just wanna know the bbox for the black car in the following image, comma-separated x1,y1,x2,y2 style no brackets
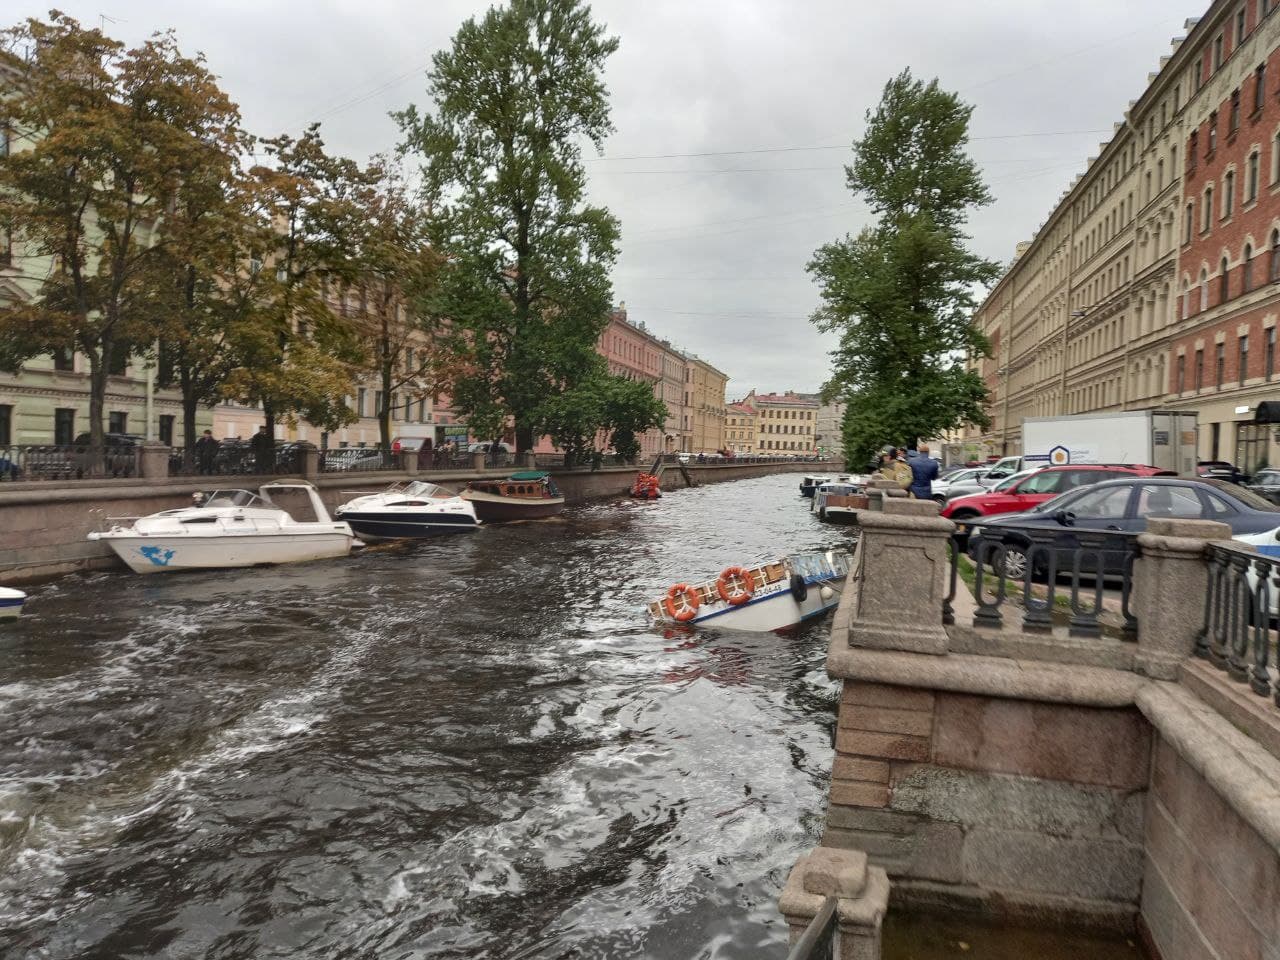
71,432,144,477
1246,468,1280,505
967,476,1280,579
1197,460,1243,483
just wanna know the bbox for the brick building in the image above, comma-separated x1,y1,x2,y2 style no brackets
967,0,1280,474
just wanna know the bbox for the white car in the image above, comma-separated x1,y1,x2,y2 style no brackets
931,467,995,503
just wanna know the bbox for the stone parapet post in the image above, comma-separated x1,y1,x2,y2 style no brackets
779,847,889,960
400,451,418,476
1133,517,1233,680
519,450,537,468
863,478,903,512
139,441,170,480
296,442,320,479
847,498,954,656
471,451,487,472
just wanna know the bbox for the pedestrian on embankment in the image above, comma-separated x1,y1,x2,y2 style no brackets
195,429,218,475
909,443,939,500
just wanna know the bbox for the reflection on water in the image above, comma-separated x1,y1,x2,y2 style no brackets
1,474,851,959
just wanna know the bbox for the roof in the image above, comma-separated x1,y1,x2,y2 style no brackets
752,392,818,407
727,402,755,415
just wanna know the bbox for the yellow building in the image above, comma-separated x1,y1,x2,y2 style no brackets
743,390,818,456
681,354,729,453
726,402,758,453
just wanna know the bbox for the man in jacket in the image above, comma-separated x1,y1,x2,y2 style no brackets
194,429,219,475
877,446,913,491
909,443,940,500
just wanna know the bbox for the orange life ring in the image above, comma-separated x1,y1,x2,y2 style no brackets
716,566,755,605
663,583,701,621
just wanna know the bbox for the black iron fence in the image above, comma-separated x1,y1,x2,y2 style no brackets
167,442,303,477
1196,542,1280,703
946,522,1140,640
0,443,141,481
784,897,837,960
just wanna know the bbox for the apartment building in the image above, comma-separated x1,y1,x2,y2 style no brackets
726,402,758,453
741,390,818,456
597,305,684,457
968,0,1280,473
681,355,729,454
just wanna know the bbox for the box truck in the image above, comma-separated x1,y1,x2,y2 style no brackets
1016,410,1198,475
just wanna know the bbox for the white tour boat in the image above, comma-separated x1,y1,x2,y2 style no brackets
335,480,480,540
0,587,26,619
647,550,852,632
88,482,356,574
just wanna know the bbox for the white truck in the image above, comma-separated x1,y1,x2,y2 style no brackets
1007,410,1198,476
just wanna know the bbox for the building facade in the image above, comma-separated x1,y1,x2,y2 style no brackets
596,305,685,457
815,398,846,461
681,355,729,453
742,390,818,456
726,402,757,453
967,0,1280,475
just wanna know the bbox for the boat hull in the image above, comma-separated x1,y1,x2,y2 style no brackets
338,512,479,540
681,579,842,631
90,531,355,574
460,492,565,522
0,588,25,620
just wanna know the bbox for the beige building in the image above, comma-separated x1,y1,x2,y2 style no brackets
681,354,728,453
742,390,818,456
726,402,758,453
968,1,1280,472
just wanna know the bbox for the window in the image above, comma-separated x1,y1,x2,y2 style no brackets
1018,471,1068,495
1241,335,1250,385
1065,485,1132,520
1201,268,1209,310
1184,203,1194,243
52,348,73,371
54,408,74,445
1257,63,1268,112
1209,112,1218,153
1224,171,1235,217
1195,349,1205,390
1138,484,1205,519
1216,342,1226,387
0,404,9,446
1248,151,1260,202
107,342,129,376
1221,257,1231,303
1203,187,1214,232
1245,244,1255,291
0,226,10,268
374,390,384,416
158,415,174,445
1274,133,1280,183
1269,327,1277,379
108,411,127,434
1214,34,1224,72
1272,230,1280,280
1177,354,1187,392
1190,130,1199,169
1240,6,1250,43
1230,89,1241,133
357,387,366,417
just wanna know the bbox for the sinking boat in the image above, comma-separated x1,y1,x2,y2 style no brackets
0,587,26,619
814,476,869,523
335,480,479,540
88,482,356,574
647,550,852,632
461,471,565,522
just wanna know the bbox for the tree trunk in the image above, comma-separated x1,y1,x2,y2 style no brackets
379,354,393,455
180,367,198,468
263,403,277,473
86,346,106,477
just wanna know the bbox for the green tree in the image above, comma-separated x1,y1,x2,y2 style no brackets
533,370,668,467
601,375,668,463
397,0,620,453
0,15,240,460
809,69,999,468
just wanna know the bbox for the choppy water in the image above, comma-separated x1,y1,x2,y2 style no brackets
1,474,851,959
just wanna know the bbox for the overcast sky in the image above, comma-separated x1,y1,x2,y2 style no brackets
10,0,1192,399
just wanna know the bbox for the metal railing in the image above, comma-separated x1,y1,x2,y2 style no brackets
785,897,836,960
1196,542,1280,703
320,448,397,473
167,443,302,477
0,443,140,481
946,522,1140,640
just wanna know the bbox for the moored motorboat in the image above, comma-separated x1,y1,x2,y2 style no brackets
0,587,26,619
88,482,356,574
799,475,833,499
461,471,565,522
814,476,869,523
647,550,851,632
335,480,479,540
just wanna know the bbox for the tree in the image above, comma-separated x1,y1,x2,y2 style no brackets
397,0,620,453
533,370,668,466
344,160,445,454
0,15,240,460
221,126,368,468
808,69,1000,468
601,375,668,463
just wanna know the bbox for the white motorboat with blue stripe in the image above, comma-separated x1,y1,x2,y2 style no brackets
88,482,357,574
335,481,479,540
648,550,851,632
0,587,26,619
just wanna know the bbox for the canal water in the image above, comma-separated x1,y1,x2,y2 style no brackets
1,474,849,959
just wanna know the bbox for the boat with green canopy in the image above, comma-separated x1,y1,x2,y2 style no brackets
460,471,565,522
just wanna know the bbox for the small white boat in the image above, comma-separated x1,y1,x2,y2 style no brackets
814,476,869,523
647,550,852,632
335,480,480,540
0,587,26,619
88,482,356,574
800,475,833,499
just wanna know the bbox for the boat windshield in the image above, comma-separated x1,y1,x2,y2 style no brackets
198,489,262,508
402,481,448,499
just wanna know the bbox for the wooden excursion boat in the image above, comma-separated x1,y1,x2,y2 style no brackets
460,471,565,522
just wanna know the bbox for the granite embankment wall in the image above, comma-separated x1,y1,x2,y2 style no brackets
781,498,1280,960
0,460,817,583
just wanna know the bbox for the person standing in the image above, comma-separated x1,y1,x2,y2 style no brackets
877,446,913,491
909,443,940,500
194,429,219,475
250,425,273,474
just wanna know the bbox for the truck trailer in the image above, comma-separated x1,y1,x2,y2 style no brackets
1019,410,1198,475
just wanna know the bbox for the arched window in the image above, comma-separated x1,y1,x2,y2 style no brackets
1221,257,1230,303
1244,244,1254,292
1200,269,1209,311
1181,280,1190,319
1271,230,1280,281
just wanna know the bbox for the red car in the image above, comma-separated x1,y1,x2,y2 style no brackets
941,464,1176,523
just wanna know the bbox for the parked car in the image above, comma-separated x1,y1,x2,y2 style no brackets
72,432,144,477
1197,460,1242,483
322,447,388,472
467,441,512,454
930,466,994,503
1246,468,1280,504
942,464,1175,531
969,476,1280,579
